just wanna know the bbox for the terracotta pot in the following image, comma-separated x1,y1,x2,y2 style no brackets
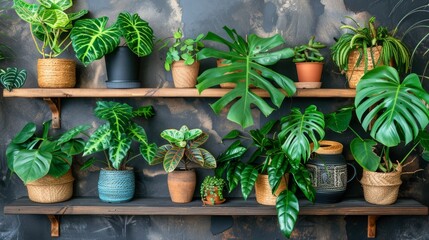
295,62,323,83
171,60,200,88
167,169,196,203
202,187,226,205
360,168,402,205
37,58,76,88
346,46,383,88
26,170,74,203
255,173,288,206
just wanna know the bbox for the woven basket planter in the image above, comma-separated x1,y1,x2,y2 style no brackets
346,46,383,88
167,169,196,203
360,169,402,205
26,170,74,203
37,58,76,88
255,173,288,206
171,60,200,88
98,168,135,203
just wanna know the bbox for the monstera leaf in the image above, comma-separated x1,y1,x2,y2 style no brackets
278,105,325,165
0,67,27,91
355,66,429,147
196,26,296,128
71,16,121,66
14,149,52,184
116,12,153,57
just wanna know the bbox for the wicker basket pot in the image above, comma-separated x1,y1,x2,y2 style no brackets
360,168,402,205
346,46,383,88
37,58,76,88
255,173,288,206
171,60,200,88
98,168,135,203
167,169,196,203
26,170,74,203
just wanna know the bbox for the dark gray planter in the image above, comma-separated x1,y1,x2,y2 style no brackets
105,46,140,88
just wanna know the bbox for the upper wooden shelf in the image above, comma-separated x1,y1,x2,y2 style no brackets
2,88,356,98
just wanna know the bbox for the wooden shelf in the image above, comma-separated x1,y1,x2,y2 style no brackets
4,197,427,238
3,88,356,98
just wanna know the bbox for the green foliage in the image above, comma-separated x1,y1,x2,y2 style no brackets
331,16,410,75
200,175,226,204
353,66,429,172
150,125,215,172
0,67,27,91
293,36,326,62
6,120,89,184
13,0,88,58
159,28,204,71
83,101,156,170
71,12,153,66
196,26,296,128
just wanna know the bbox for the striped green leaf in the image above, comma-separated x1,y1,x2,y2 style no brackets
163,146,184,172
39,0,72,10
140,143,157,164
116,12,153,57
109,134,132,170
0,67,27,91
95,101,133,135
201,148,216,168
71,17,121,66
83,123,111,156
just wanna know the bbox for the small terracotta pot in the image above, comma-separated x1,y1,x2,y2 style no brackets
255,173,288,206
202,187,226,205
167,169,196,203
171,60,200,88
26,170,74,203
37,58,76,88
295,62,323,83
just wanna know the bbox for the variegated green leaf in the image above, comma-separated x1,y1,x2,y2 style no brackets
39,0,72,11
185,148,204,166
128,122,148,144
38,8,69,28
13,0,39,24
140,142,157,163
183,128,203,140
200,148,216,168
83,123,111,156
163,147,184,172
116,12,153,57
71,16,121,66
160,129,184,143
109,134,132,170
132,105,155,119
189,132,208,148
151,144,172,165
95,101,133,134
67,10,88,22
0,67,27,91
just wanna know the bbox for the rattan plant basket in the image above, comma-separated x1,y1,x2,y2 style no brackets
255,173,288,206
37,58,76,88
26,170,74,203
346,46,383,88
360,168,402,205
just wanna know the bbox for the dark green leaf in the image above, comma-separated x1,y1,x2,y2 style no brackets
350,138,380,171
240,164,258,200
222,130,241,140
12,122,36,144
14,149,52,184
276,190,299,238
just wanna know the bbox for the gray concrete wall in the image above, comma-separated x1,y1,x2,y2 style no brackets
1,0,429,239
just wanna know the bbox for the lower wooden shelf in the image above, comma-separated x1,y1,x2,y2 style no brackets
4,197,427,238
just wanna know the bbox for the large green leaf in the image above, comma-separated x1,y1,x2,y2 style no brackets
83,123,111,156
185,148,204,166
150,144,172,165
140,142,157,163
57,124,90,145
108,134,132,170
226,162,244,192
291,166,315,202
267,154,288,194
350,138,380,171
276,190,299,238
356,66,429,147
216,140,247,163
0,67,27,91
116,12,153,57
12,122,36,144
14,149,52,184
279,105,325,164
240,164,258,200
163,146,185,172
61,139,85,156
48,151,71,177
71,16,121,66
128,122,148,144
13,0,39,25
325,106,353,133
196,26,296,128
95,101,133,135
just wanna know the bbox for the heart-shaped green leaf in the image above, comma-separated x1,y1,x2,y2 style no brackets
0,67,27,91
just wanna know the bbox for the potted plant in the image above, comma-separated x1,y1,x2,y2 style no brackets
200,175,226,205
196,26,296,128
159,28,204,88
6,120,89,203
70,12,154,88
219,105,326,238
81,101,157,203
293,36,326,88
348,66,429,205
0,67,27,91
13,0,88,88
147,125,216,203
331,16,410,88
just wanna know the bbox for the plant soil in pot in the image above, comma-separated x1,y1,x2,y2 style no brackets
171,60,200,88
167,169,196,203
255,173,288,206
360,166,402,205
26,170,74,203
37,58,76,88
98,168,135,203
105,47,141,88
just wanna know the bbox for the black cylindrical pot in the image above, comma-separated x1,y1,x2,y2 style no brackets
105,46,140,88
306,140,354,203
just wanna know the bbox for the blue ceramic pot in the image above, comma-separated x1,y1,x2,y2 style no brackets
98,168,135,203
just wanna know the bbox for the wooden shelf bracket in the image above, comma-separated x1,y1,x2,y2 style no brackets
48,215,60,237
43,98,61,129
367,215,379,238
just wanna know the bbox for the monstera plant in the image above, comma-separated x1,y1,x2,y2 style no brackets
71,12,153,66
219,105,325,238
196,26,296,128
0,67,27,91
